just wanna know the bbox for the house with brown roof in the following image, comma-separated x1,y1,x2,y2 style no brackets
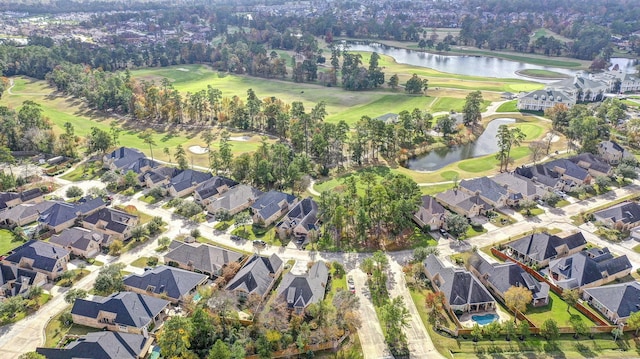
435,189,489,218
49,227,105,258
206,184,263,216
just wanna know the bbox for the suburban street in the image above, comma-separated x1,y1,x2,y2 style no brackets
0,168,640,358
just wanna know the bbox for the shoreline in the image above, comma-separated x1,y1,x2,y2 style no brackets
513,69,570,81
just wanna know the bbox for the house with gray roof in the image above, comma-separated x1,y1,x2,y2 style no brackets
593,201,640,231
167,169,213,197
423,254,496,313
583,281,640,324
277,261,329,313
226,253,283,300
548,248,632,290
435,189,489,218
459,177,512,208
193,176,238,206
0,188,43,212
276,197,320,240
251,190,298,226
0,200,56,228
71,292,170,334
552,75,607,102
413,195,447,230
206,184,263,216
468,254,549,307
120,157,159,177
517,88,575,111
141,166,180,188
543,159,591,188
50,227,106,258
569,153,612,177
491,172,548,202
515,164,566,191
82,207,139,241
598,140,633,165
505,232,587,268
3,240,70,280
373,113,399,124
38,197,107,233
103,147,146,172
0,263,47,299
36,331,153,359
164,240,245,278
123,265,208,304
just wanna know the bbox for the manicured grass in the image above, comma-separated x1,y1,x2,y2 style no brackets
230,224,278,245
429,97,490,113
130,256,154,268
553,199,570,208
518,69,570,79
59,163,105,182
420,182,454,196
139,195,162,204
634,244,640,253
465,225,487,238
496,100,518,112
513,123,544,140
326,264,347,303
314,166,393,196
520,207,545,216
44,308,101,348
526,291,595,328
0,229,23,255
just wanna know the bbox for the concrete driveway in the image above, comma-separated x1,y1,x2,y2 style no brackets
350,268,390,359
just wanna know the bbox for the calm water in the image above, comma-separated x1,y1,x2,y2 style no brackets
406,118,515,171
346,42,637,82
471,313,498,325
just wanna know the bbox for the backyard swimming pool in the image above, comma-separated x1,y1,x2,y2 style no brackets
471,313,498,325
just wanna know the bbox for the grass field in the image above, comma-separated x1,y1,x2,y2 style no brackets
496,100,518,112
45,308,100,348
526,291,595,328
0,229,23,255
513,122,544,140
517,69,570,79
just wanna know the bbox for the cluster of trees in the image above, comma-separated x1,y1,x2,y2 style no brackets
0,102,56,154
157,276,360,358
545,101,614,154
318,173,421,249
339,50,385,91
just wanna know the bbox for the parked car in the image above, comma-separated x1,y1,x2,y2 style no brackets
253,239,266,247
347,275,355,293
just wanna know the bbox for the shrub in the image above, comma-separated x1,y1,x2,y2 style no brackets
65,186,83,198
190,228,201,238
176,201,204,218
148,187,165,199
147,256,158,266
332,262,345,278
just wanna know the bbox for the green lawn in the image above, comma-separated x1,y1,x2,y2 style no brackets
520,207,545,216
0,229,23,255
526,291,595,327
420,182,454,196
139,195,162,204
59,163,105,182
130,256,155,268
465,225,487,238
230,224,279,245
496,100,518,112
513,123,544,140
44,308,101,348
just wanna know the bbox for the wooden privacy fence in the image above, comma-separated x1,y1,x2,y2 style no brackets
244,331,350,359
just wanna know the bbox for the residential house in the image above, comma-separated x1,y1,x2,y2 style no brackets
468,254,549,307
277,261,329,313
491,172,548,202
206,184,263,216
593,201,640,231
0,188,43,212
167,169,213,197
459,177,514,207
598,140,633,165
82,208,139,241
71,292,170,334
36,331,153,359
226,253,283,300
38,197,106,233
276,197,319,240
120,157,159,178
423,254,496,313
123,265,208,304
435,189,490,218
543,159,591,188
548,248,632,290
2,240,70,280
141,166,180,189
582,281,640,324
517,88,575,111
103,147,146,172
373,113,399,124
569,153,612,177
163,241,244,278
193,176,238,206
49,227,106,258
0,201,55,228
515,164,566,191
251,190,298,227
505,232,587,268
413,195,447,230
0,263,47,299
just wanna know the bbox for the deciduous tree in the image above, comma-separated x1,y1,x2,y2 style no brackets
504,286,532,314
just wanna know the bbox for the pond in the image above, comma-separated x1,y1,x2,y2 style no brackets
346,42,637,82
406,118,515,171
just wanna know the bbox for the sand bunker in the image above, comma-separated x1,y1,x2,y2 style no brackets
176,68,190,72
229,136,251,142
188,145,209,154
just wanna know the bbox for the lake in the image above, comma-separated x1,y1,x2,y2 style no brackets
406,118,515,171
346,42,637,82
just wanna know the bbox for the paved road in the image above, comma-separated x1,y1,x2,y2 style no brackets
350,268,390,359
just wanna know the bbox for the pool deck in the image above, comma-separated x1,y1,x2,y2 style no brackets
458,305,511,327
